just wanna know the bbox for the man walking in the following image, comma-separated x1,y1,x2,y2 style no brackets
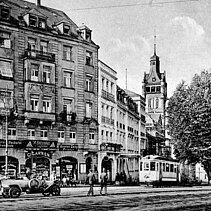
86,169,96,196
100,168,108,195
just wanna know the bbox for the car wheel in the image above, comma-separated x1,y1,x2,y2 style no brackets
9,186,21,198
2,192,10,198
51,185,61,196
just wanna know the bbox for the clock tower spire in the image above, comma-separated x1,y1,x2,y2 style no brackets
142,34,167,133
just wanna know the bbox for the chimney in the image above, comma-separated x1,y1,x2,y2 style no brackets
37,0,41,7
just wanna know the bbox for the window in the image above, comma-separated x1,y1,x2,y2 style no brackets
28,38,36,50
86,102,92,118
85,75,92,91
43,66,51,83
146,87,150,92
140,162,142,171
148,99,151,109
89,133,95,144
170,164,174,172
63,71,72,88
0,32,11,48
150,162,156,171
58,131,65,143
8,128,16,138
27,129,35,139
0,90,12,108
63,25,70,35
166,163,169,172
63,46,72,61
144,162,149,171
70,132,76,143
163,163,166,172
155,97,159,109
43,97,51,113
63,99,73,114
0,60,12,77
38,18,46,29
31,64,39,81
85,51,93,65
29,15,37,27
1,7,10,20
40,41,48,53
40,130,48,140
151,86,155,92
156,86,161,92
30,95,39,111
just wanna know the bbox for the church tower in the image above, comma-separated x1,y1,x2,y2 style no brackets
142,35,167,133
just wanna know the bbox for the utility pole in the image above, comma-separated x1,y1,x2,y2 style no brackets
5,85,8,178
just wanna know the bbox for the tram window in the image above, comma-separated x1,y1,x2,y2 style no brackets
144,162,149,171
166,163,169,172
163,163,165,172
170,164,174,172
140,162,143,171
174,165,177,173
150,162,156,171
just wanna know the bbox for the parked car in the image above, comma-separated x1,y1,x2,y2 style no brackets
1,177,60,198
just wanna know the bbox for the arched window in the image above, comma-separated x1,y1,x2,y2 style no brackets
156,97,159,109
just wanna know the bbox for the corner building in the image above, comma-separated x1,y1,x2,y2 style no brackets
0,0,99,181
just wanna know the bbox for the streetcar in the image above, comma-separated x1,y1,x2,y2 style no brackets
139,155,181,187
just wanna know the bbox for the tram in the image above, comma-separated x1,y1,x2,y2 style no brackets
139,155,180,187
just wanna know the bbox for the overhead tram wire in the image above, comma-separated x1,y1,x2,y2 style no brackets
69,0,200,11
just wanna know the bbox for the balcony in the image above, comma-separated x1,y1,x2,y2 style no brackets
24,49,55,63
102,90,115,102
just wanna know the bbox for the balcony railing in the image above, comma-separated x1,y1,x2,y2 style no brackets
24,49,55,62
102,90,115,102
101,116,114,125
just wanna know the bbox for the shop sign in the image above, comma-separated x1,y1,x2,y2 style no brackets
25,150,52,159
26,140,57,150
0,140,25,148
59,144,78,151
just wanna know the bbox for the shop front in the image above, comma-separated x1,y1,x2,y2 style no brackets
53,156,78,181
24,140,57,179
0,156,19,178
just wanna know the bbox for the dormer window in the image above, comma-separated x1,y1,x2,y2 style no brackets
1,7,10,20
28,14,46,29
29,15,37,27
63,25,70,35
86,31,91,41
38,18,46,29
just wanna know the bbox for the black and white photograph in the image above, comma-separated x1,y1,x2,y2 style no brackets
0,0,210,210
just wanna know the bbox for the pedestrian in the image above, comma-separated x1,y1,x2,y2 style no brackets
100,168,108,195
86,169,96,196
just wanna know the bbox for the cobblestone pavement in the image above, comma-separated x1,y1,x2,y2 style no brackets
1,185,211,210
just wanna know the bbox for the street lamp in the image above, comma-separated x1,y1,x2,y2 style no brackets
3,85,10,178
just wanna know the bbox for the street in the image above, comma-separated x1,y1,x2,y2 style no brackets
1,185,211,210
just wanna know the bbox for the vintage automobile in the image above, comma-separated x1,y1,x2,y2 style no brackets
1,177,61,198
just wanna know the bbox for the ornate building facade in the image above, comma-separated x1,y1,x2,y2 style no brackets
142,38,167,156
0,0,99,181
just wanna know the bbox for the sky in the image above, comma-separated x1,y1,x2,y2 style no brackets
28,0,211,97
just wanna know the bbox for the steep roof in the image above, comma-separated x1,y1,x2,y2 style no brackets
3,0,78,30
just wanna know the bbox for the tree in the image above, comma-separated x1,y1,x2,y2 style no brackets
167,71,211,184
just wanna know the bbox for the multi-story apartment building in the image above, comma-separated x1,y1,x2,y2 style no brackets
0,0,99,181
124,89,146,157
117,86,140,181
98,60,118,182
